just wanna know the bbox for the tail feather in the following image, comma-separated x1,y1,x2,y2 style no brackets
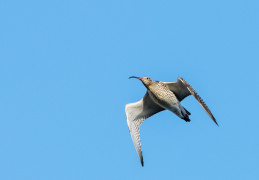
177,105,191,122
183,107,191,115
180,106,191,122
183,116,191,122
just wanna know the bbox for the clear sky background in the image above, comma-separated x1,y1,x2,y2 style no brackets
0,1,258,180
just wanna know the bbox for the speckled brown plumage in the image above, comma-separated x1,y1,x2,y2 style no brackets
126,76,218,166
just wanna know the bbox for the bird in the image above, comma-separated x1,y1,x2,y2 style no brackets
125,76,218,166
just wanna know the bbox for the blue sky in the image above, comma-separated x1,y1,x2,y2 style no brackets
0,1,258,179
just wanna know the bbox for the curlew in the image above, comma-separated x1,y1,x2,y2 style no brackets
125,76,218,166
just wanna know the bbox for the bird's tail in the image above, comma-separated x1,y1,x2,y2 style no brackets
180,106,191,122
183,107,191,116
183,115,191,122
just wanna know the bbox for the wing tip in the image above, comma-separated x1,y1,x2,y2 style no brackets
214,119,219,126
211,115,219,126
210,114,219,126
141,157,144,167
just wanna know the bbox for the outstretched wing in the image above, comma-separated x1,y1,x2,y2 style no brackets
165,77,218,125
125,92,164,166
164,78,191,101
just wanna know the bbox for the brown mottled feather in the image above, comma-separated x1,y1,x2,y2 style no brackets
177,77,218,126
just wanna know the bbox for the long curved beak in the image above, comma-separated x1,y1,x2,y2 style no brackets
129,76,142,80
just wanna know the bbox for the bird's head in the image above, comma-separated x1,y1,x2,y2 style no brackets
129,76,153,87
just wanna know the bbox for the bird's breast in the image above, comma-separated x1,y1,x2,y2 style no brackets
147,84,178,108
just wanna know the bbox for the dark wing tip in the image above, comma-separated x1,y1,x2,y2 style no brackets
141,157,144,167
209,112,219,126
210,115,219,126
214,119,219,126
139,151,144,166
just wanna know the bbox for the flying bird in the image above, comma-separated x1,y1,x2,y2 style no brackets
125,76,218,166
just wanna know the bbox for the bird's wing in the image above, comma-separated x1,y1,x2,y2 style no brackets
125,92,164,166
165,77,218,125
164,78,191,101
